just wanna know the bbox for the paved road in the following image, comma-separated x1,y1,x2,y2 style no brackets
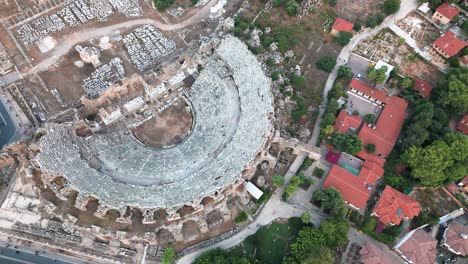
0,241,89,264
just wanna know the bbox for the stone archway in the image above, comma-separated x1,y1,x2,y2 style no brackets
200,196,215,206
182,220,200,242
177,205,195,217
154,209,168,224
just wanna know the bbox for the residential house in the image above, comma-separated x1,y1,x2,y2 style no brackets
393,228,438,264
372,186,421,226
333,110,363,134
331,18,354,36
432,2,460,25
442,222,468,256
412,79,432,98
432,31,468,59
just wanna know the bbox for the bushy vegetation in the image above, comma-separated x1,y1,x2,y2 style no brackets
154,0,173,10
234,211,248,223
316,56,337,73
162,247,176,264
365,13,384,28
335,32,353,46
313,168,325,178
256,188,272,205
319,82,346,140
286,0,300,16
193,248,249,264
367,65,388,84
361,217,400,245
329,133,363,155
273,175,285,188
365,143,376,153
383,0,400,14
312,187,346,217
337,65,353,79
299,158,314,171
291,94,307,121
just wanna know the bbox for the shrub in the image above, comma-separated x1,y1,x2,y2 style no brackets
366,144,376,153
154,0,173,10
191,0,198,5
266,57,275,67
366,13,384,28
162,247,176,264
313,168,324,178
383,0,400,14
337,65,353,79
291,94,307,121
272,0,285,7
286,0,300,16
316,56,336,73
352,110,359,116
234,211,248,223
336,32,353,46
300,158,314,171
353,23,361,31
291,75,306,88
364,114,376,123
273,175,285,188
271,71,279,81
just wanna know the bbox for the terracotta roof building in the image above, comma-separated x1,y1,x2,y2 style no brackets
322,162,383,210
372,186,421,226
331,18,354,36
394,229,438,264
432,3,460,24
333,110,363,134
413,79,432,98
360,242,396,264
457,114,468,135
348,79,408,157
433,31,468,58
442,222,468,256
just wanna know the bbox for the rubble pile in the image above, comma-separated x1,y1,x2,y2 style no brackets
82,57,125,99
16,0,142,46
123,25,176,71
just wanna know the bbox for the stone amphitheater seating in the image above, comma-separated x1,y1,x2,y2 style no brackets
35,36,273,209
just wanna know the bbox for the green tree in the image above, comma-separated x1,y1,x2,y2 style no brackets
366,143,376,153
290,227,326,260
312,187,345,216
329,133,363,155
364,114,376,123
272,0,285,7
383,0,400,14
286,0,300,16
437,68,468,115
316,56,336,73
366,13,384,28
367,65,388,84
193,248,249,264
273,175,285,188
401,77,413,89
301,212,312,224
162,247,176,264
405,140,454,186
337,65,353,79
319,218,349,248
302,246,334,264
154,0,173,10
322,125,334,136
336,32,353,46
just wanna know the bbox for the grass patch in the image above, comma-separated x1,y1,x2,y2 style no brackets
229,218,304,264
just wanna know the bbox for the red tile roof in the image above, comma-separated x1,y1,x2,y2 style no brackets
396,229,438,264
356,150,386,168
333,110,363,133
457,114,468,135
460,55,468,66
363,160,385,177
444,222,468,256
373,186,421,226
358,96,408,157
435,2,460,20
332,18,354,32
413,79,432,98
360,242,395,264
323,162,382,209
434,31,468,57
349,78,389,103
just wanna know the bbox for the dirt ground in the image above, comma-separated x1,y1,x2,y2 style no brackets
133,99,192,148
411,188,461,217
398,56,442,85
241,0,340,129
333,0,384,25
395,12,440,49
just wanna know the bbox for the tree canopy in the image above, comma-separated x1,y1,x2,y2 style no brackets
273,175,285,188
337,65,353,79
367,65,388,84
436,68,468,116
383,0,401,14
329,133,363,155
193,249,250,264
286,0,300,16
316,56,336,73
312,187,346,216
162,247,176,264
336,32,353,46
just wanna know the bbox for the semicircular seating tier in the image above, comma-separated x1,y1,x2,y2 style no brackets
35,36,274,209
